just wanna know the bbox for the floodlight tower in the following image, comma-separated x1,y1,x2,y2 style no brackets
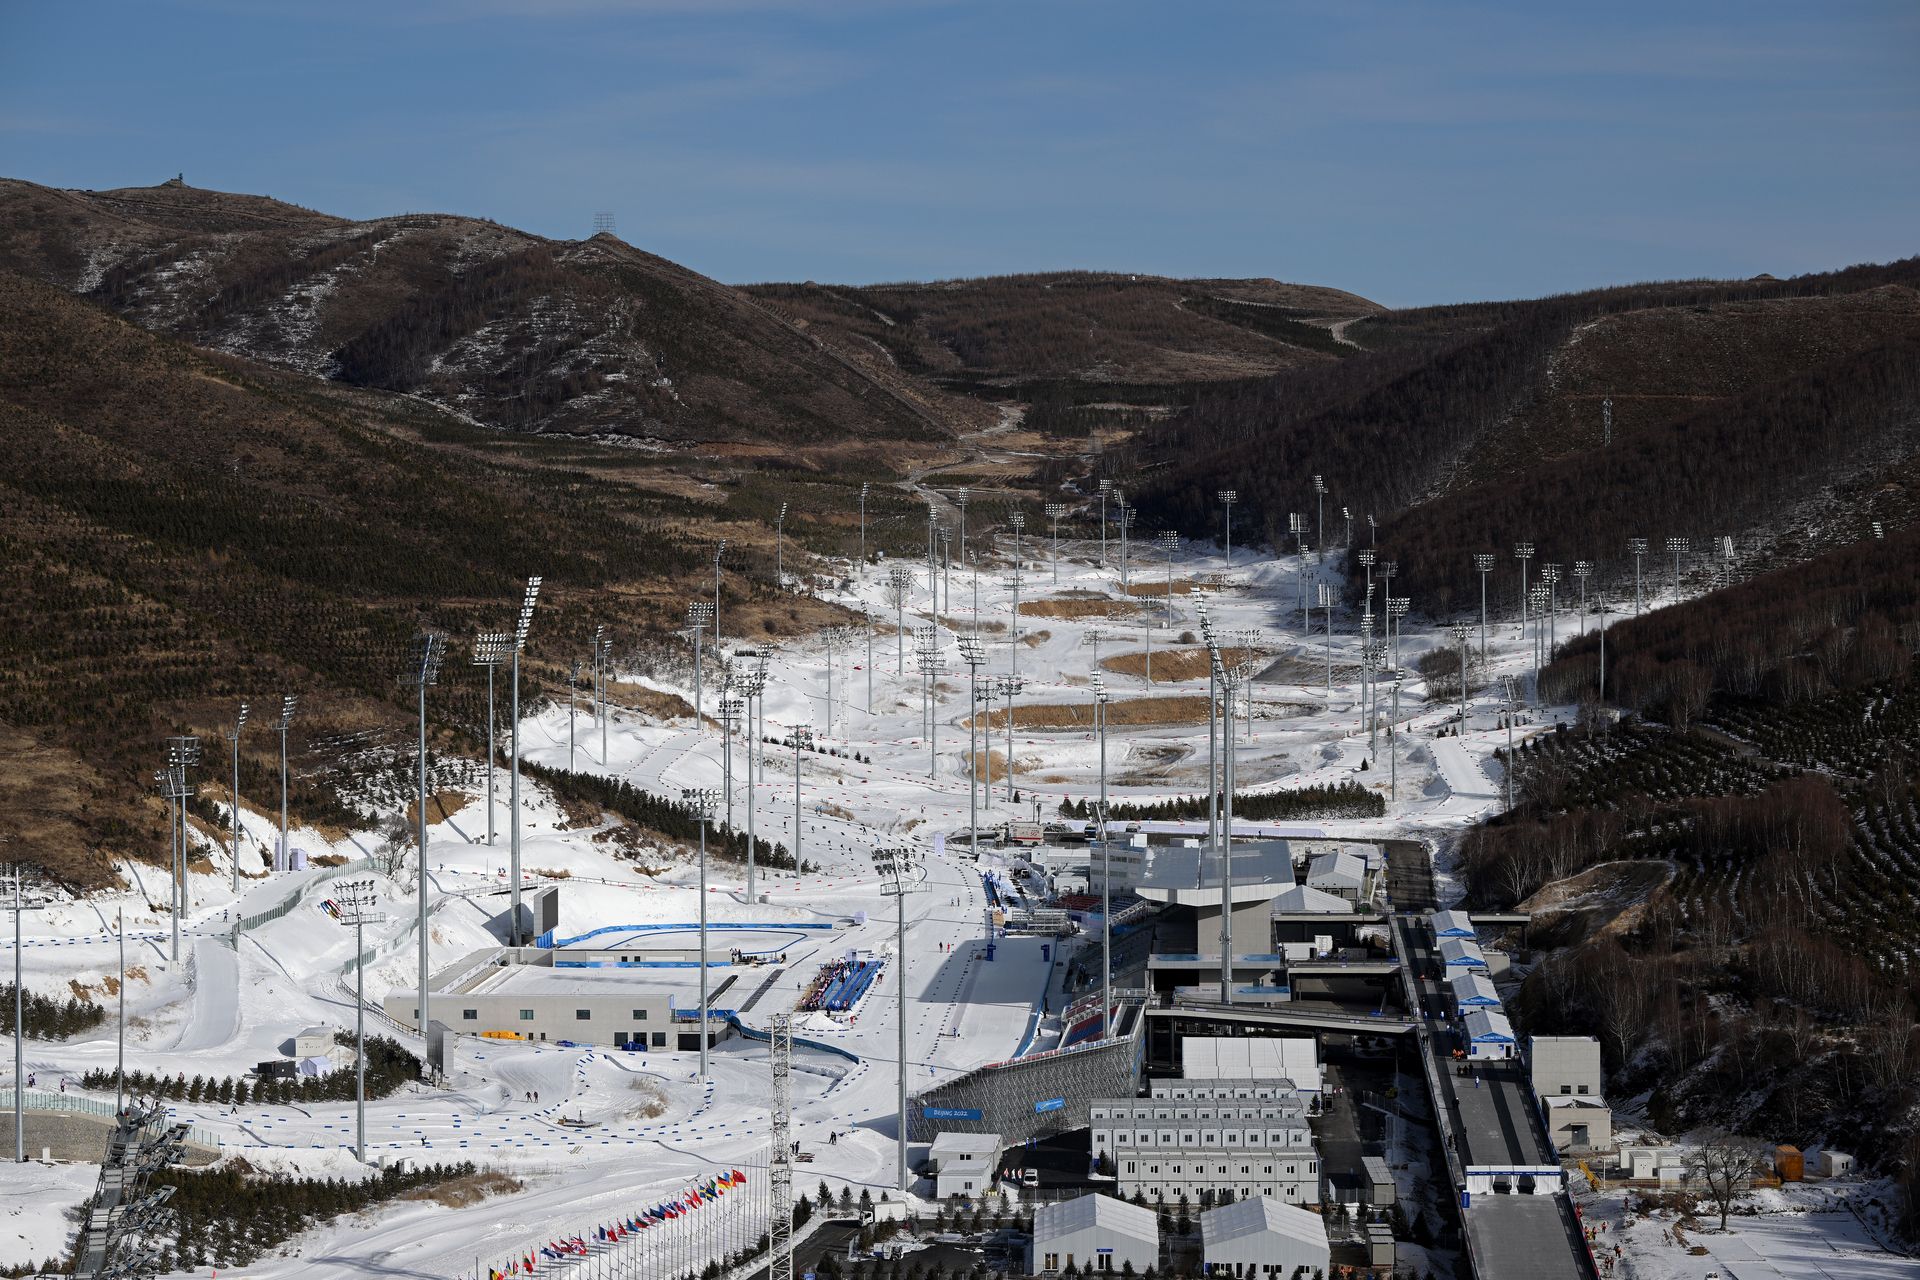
1367,513,1377,547
1449,622,1473,722
599,630,614,764
1528,584,1550,685
1342,506,1352,552
1388,596,1410,675
954,486,969,565
1573,561,1592,635
1091,675,1113,1035
712,541,727,650
1357,547,1376,595
1666,536,1689,600
402,631,445,1061
741,667,768,901
1045,503,1068,583
720,695,743,831
768,1010,796,1280
164,736,200,963
1096,478,1113,566
926,502,939,597
790,725,814,866
332,878,386,1160
592,622,607,743
507,577,542,944
993,675,1024,803
6,859,39,1163
1505,545,1536,637
1312,474,1327,562
957,636,987,855
1359,612,1377,752
1718,535,1736,591
1118,499,1134,589
686,601,714,728
775,503,789,587
916,638,941,781
274,696,296,875
1500,675,1522,810
913,624,938,740
1473,553,1497,659
472,633,510,844
1317,582,1336,693
1010,511,1027,577
1595,596,1613,700
886,565,914,674
1540,563,1562,660
1135,614,1160,686
1218,490,1237,566
1156,530,1180,624
1081,626,1110,681
1231,627,1262,740
871,845,920,1193
681,787,720,1080
858,482,871,581
1628,538,1649,616
225,702,249,892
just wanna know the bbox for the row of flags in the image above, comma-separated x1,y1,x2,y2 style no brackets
485,1169,749,1278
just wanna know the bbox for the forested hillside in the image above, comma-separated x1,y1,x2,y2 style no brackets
1122,260,1920,610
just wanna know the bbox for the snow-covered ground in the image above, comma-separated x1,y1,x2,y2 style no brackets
1,537,1784,1278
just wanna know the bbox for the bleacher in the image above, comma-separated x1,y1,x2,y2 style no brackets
798,956,887,1013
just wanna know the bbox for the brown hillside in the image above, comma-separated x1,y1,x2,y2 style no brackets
0,176,974,445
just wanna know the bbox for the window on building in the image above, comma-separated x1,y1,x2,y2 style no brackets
576,1009,592,1020
519,1009,534,1021
1562,1084,1573,1094
462,1009,477,1021
651,1031,666,1047
1578,1084,1591,1094
633,1009,649,1021
1044,1255,1058,1271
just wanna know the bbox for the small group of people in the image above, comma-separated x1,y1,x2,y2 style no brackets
523,1090,540,1102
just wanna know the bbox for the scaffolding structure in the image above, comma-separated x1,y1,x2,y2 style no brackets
769,1012,795,1280
72,1103,189,1279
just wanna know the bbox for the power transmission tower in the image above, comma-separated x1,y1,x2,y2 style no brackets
769,1013,795,1280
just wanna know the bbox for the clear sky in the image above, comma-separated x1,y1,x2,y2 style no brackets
2,1,1914,307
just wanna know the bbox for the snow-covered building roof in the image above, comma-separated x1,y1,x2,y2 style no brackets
1031,1192,1160,1246
1180,1036,1321,1094
1429,908,1476,938
1463,1008,1516,1044
1270,884,1354,914
1449,972,1501,1006
1201,1193,1329,1251
1305,850,1366,891
1438,937,1488,969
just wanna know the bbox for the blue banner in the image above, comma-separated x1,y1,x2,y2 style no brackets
1034,1097,1066,1114
923,1107,984,1121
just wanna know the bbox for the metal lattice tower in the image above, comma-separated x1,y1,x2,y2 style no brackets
768,1013,794,1280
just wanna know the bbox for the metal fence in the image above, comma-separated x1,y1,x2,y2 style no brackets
229,859,370,941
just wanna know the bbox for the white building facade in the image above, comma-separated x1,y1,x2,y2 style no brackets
1028,1193,1160,1275
1090,1094,1319,1205
1200,1194,1331,1280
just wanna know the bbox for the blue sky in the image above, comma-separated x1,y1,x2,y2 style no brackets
2,1,1914,306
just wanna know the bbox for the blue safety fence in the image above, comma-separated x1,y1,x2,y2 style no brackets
722,1016,862,1064
536,922,836,949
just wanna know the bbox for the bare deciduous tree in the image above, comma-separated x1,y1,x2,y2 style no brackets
1688,1129,1766,1232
